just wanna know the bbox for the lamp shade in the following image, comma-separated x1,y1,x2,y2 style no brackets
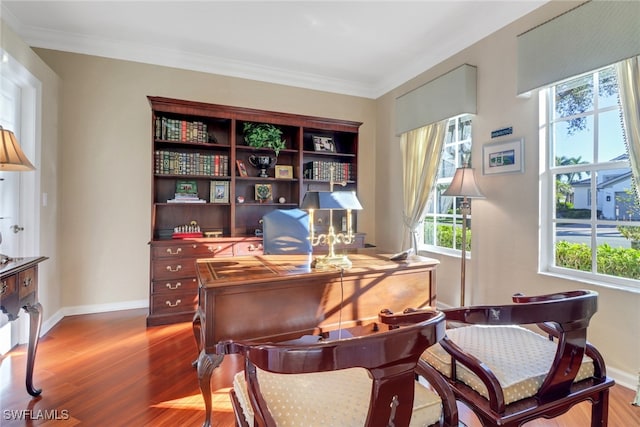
443,166,485,198
301,191,363,210
0,126,35,171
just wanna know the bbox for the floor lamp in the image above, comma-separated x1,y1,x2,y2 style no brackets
443,165,484,306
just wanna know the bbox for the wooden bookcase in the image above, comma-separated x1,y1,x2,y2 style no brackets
147,96,362,325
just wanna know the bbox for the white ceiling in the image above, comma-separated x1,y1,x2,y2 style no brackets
1,1,547,98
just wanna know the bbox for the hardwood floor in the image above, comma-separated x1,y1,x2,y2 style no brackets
1,309,638,426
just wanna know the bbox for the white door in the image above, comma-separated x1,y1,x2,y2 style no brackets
0,51,40,353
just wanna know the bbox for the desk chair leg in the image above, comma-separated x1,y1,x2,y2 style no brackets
592,389,609,427
197,350,224,427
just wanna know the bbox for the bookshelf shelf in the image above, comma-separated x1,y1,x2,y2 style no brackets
147,96,362,325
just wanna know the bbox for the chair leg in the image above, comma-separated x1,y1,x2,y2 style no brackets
591,389,609,427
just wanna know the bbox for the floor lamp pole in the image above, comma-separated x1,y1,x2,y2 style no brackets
460,197,470,306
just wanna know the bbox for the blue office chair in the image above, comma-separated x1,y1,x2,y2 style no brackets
262,208,312,254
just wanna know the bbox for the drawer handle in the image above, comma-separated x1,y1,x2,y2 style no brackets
166,248,182,255
248,244,263,251
208,245,222,253
165,282,182,290
165,299,182,307
0,281,7,296
166,265,182,272
23,277,32,287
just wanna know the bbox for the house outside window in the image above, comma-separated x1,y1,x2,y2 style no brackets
420,114,473,253
540,65,640,289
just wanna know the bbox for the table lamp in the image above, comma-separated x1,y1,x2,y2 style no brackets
301,190,362,269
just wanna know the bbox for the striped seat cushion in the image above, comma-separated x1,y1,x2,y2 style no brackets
233,366,442,426
421,325,594,405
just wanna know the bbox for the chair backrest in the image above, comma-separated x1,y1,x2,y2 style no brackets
236,309,446,427
261,208,311,254
441,290,603,406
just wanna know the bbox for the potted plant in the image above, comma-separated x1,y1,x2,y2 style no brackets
243,123,286,157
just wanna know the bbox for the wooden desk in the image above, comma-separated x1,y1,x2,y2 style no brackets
0,256,48,397
193,249,438,426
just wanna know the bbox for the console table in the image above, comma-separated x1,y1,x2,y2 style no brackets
193,249,438,426
0,256,48,397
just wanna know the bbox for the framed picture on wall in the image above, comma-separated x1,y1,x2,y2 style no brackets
482,138,524,175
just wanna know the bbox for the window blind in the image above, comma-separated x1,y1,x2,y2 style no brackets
517,1,640,94
395,64,476,136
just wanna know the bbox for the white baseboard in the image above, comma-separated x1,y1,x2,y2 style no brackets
39,299,149,337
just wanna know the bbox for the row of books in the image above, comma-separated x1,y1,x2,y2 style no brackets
303,161,355,181
155,116,210,143
154,150,229,176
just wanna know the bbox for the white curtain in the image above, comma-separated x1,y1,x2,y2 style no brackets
616,56,640,201
400,121,447,251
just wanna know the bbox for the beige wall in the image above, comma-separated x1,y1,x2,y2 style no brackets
32,49,377,309
1,20,61,329
4,0,636,387
376,0,639,386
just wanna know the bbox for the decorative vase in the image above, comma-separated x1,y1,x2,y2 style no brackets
248,154,275,178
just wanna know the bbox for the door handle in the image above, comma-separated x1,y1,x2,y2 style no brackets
11,224,24,234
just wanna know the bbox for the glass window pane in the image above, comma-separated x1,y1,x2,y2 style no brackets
555,223,592,272
445,120,455,143
553,117,594,164
597,109,626,162
458,115,472,140
554,74,594,119
439,145,456,179
597,66,618,109
554,172,593,218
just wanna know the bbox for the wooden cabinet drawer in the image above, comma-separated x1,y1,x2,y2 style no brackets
151,291,198,315
152,277,198,294
234,241,264,256
152,258,197,280
152,241,234,259
18,267,37,299
0,275,17,301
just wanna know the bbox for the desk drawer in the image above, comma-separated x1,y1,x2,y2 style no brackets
18,267,37,299
234,241,264,256
151,291,197,315
152,277,198,294
0,275,17,301
152,242,234,259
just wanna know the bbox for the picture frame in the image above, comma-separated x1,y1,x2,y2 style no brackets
274,165,293,179
482,138,524,175
236,159,248,177
176,180,198,195
255,183,273,202
210,181,229,203
313,135,336,153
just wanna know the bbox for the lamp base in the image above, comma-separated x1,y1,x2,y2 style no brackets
312,254,352,270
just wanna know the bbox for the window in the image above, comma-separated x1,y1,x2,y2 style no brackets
540,65,640,289
420,114,473,253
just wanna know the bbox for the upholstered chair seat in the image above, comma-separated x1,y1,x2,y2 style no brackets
228,308,459,427
233,366,443,426
418,291,614,427
421,325,595,405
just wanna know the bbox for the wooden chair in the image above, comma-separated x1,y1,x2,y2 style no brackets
420,290,615,427
229,308,458,427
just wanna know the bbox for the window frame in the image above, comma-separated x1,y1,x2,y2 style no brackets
539,66,640,292
419,114,473,256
